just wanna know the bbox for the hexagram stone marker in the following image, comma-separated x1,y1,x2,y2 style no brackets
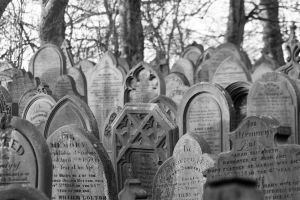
47,124,118,200
177,82,235,154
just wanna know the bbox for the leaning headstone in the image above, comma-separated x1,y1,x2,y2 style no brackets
112,103,178,196
53,75,78,100
252,54,278,82
150,95,177,123
44,95,99,139
181,42,204,68
0,185,50,200
165,72,190,106
47,124,118,200
67,67,87,100
177,82,235,154
171,58,194,85
124,62,165,103
87,51,125,140
247,72,300,144
152,133,215,200
0,115,52,198
29,43,66,91
205,116,300,200
211,56,252,88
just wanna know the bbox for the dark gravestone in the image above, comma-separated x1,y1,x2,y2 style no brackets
22,93,56,136
164,72,190,106
181,43,204,68
88,51,125,141
177,82,235,154
252,54,278,82
152,133,215,200
206,116,300,200
247,72,300,144
124,62,165,103
0,115,52,198
67,67,87,100
112,103,178,196
150,95,177,123
29,44,66,91
0,185,50,200
44,95,99,139
53,75,78,100
47,124,118,200
171,58,194,86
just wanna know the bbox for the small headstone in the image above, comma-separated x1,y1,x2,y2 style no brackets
152,133,215,200
177,82,235,154
53,75,78,100
124,62,165,103
112,103,178,196
0,115,52,197
171,58,194,85
181,42,204,68
211,56,252,88
67,67,87,99
252,54,278,82
247,72,300,144
0,185,50,200
150,95,177,123
47,124,118,200
44,95,99,139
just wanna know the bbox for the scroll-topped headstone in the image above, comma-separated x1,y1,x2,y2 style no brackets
171,58,194,85
47,124,118,200
206,116,300,200
0,115,52,198
29,44,66,91
181,43,204,68
247,72,300,144
211,56,252,88
152,133,215,200
112,103,178,196
150,95,177,123
177,82,235,154
44,95,99,139
124,62,165,103
87,51,125,140
0,185,50,200
53,75,78,100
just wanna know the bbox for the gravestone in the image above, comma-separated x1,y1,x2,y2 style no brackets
171,58,194,85
124,62,165,104
61,39,74,69
44,95,99,139
150,95,177,123
22,93,56,136
67,67,87,99
0,68,19,91
118,57,130,74
150,51,169,78
177,82,235,154
205,116,300,200
0,85,13,114
211,56,252,88
29,43,66,91
0,185,50,200
165,72,190,106
47,124,118,200
0,115,52,198
87,51,125,140
74,59,95,79
53,75,78,100
119,179,148,200
181,42,204,68
152,133,215,200
252,54,278,82
195,47,215,69
112,103,178,196
247,72,300,144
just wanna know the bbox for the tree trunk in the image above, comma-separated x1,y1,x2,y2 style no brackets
119,0,144,68
260,0,284,66
0,0,11,19
39,0,69,46
226,0,246,48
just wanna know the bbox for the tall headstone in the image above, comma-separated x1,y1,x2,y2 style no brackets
112,103,178,196
0,115,52,198
247,72,300,144
53,75,78,100
47,124,118,200
252,54,278,82
177,82,235,154
152,133,215,200
181,42,204,68
0,185,50,200
206,116,300,200
171,58,194,85
87,51,125,140
124,62,165,104
44,95,99,139
29,44,66,91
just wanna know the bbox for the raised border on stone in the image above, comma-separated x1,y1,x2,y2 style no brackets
0,185,50,200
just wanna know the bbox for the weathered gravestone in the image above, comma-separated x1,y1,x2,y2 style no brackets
22,92,56,136
53,75,78,100
0,115,52,198
152,133,215,200
171,58,194,86
211,56,252,89
177,82,235,154
252,54,278,82
88,51,125,140
119,179,148,200
0,185,50,200
0,85,13,114
29,43,66,91
150,95,177,123
112,103,178,196
247,72,300,144
205,116,300,200
181,42,204,68
67,67,87,100
124,62,165,104
164,72,190,106
44,95,99,139
74,59,95,80
118,57,130,74
47,124,118,200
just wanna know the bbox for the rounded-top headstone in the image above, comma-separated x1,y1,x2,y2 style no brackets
74,59,95,79
18,88,38,116
181,43,204,68
171,58,195,85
